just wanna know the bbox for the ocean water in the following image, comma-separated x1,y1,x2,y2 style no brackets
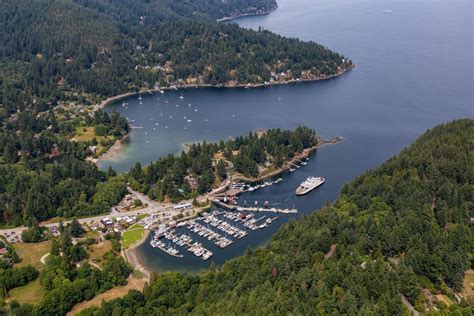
99,0,473,272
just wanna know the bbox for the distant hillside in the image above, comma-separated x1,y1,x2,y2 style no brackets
77,119,473,315
72,0,278,24
0,0,350,115
0,0,350,230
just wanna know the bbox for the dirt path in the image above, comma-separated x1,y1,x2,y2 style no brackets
400,294,420,316
67,274,146,315
39,253,50,264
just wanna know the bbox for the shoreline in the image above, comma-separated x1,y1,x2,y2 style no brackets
93,66,354,112
123,229,152,279
121,136,342,274
91,134,129,166
231,136,342,183
95,134,129,164
216,6,278,22
92,66,353,166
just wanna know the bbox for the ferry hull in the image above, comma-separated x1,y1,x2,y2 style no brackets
295,177,325,196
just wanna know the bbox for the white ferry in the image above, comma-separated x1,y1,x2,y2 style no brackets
295,177,325,196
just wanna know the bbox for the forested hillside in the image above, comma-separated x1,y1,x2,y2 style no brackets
128,127,318,202
0,0,350,115
0,109,129,226
77,119,473,315
0,0,351,226
0,0,345,115
73,0,278,23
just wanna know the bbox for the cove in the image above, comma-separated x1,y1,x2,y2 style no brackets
98,0,473,273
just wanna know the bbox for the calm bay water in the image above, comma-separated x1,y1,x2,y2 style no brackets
99,0,473,273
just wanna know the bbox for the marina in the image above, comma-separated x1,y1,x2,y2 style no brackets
150,210,281,260
102,0,471,273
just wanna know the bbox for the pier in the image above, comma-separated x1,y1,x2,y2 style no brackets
156,230,214,260
213,200,297,214
150,209,283,259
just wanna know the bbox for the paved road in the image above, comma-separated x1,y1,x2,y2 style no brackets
0,188,176,241
0,207,155,241
0,184,222,242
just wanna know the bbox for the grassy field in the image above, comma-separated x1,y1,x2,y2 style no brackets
87,240,113,267
67,274,147,315
9,241,50,305
85,230,100,239
8,279,44,305
136,214,149,220
14,241,50,270
121,224,145,249
73,126,102,142
72,126,117,156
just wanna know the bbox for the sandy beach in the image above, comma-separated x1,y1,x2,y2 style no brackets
96,135,128,164
123,229,152,279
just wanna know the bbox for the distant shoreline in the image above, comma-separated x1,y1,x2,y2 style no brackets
93,65,353,166
94,66,354,111
216,6,278,22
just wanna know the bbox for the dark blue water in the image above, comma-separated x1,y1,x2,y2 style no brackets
100,0,473,273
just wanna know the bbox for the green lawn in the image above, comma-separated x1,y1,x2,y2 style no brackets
14,241,50,271
87,240,113,267
8,279,44,305
121,224,145,249
73,126,102,142
137,214,149,220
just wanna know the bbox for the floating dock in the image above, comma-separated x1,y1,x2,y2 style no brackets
213,200,297,214
151,209,282,259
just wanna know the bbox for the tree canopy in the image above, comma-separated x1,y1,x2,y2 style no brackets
78,119,473,315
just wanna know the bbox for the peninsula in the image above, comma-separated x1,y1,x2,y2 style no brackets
77,120,474,315
0,0,357,314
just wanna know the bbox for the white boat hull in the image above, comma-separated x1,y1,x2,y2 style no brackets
295,177,325,195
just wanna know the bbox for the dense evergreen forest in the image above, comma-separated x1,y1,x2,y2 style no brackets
74,119,473,315
0,108,129,226
73,0,278,23
0,0,350,115
0,0,351,227
129,127,318,202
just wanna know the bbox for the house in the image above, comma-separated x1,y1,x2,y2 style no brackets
90,222,101,231
114,222,123,232
49,225,60,236
184,175,198,190
101,217,113,226
122,216,135,224
173,203,192,210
